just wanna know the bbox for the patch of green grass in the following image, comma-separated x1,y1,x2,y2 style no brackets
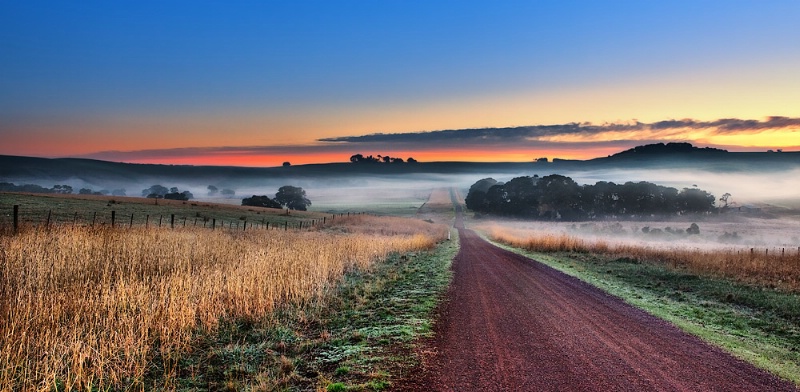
491,241,800,386
160,227,458,391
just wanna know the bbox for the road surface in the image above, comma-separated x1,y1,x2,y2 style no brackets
397,208,796,391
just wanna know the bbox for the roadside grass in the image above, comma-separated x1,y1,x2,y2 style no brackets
171,227,458,391
487,240,800,386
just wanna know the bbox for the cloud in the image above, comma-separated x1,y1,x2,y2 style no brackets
318,116,800,144
76,116,799,166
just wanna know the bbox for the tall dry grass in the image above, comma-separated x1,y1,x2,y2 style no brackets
0,216,447,391
485,225,800,292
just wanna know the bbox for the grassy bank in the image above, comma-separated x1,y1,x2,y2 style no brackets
487,237,800,385
170,227,458,391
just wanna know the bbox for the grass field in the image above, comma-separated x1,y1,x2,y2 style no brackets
0,191,455,391
0,193,332,233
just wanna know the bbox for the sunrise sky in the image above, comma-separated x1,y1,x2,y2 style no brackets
2,1,800,166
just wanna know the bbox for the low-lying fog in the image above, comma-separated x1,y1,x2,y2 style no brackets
7,166,800,217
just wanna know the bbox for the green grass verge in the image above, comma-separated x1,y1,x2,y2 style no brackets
490,240,800,386
158,228,458,391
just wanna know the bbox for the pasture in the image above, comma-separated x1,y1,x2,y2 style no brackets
0,190,455,391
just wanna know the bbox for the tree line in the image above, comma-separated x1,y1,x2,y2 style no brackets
465,174,717,220
349,154,418,164
0,182,126,196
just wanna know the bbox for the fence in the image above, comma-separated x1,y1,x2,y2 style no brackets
2,205,367,234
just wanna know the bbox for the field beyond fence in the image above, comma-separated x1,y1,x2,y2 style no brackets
0,203,448,390
484,225,800,292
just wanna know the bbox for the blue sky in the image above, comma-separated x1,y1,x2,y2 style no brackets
2,1,799,165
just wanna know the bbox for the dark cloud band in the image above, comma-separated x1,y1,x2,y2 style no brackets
318,116,800,144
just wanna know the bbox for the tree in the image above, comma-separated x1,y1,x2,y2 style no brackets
719,193,731,209
111,188,126,196
275,185,311,211
677,188,715,214
79,188,93,195
142,185,169,198
221,189,235,197
465,178,499,212
283,161,291,167
407,157,418,163
242,195,282,209
207,185,219,196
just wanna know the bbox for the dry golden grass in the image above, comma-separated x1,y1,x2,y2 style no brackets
485,225,800,292
0,215,447,391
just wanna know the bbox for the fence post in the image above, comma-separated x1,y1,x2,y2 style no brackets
194,217,198,226
159,215,163,227
46,210,52,227
146,215,150,228
73,212,78,227
243,221,247,231
183,217,187,227
266,222,270,230
171,214,175,229
212,219,216,230
284,221,288,231
130,213,134,228
111,210,115,228
13,205,19,234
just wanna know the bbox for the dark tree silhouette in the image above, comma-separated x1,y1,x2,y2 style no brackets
142,185,169,197
164,191,193,201
465,175,715,220
207,185,219,196
242,195,282,209
275,186,311,211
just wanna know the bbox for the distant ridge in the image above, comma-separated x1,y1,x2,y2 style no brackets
1,142,799,190
611,142,728,157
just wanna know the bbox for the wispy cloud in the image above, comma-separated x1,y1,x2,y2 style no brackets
77,116,800,166
318,116,800,144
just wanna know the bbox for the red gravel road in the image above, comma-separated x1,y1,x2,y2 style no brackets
397,208,797,391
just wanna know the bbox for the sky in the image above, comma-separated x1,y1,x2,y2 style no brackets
2,1,800,166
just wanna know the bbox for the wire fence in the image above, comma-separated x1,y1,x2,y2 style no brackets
1,204,366,235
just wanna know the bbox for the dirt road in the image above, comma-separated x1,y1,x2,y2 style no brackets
399,208,796,391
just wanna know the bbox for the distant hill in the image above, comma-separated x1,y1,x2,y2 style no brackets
1,143,799,192
611,142,728,156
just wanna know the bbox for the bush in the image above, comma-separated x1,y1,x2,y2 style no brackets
242,195,282,209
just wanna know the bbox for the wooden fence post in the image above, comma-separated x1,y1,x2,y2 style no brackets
171,214,175,229
243,221,247,231
159,215,163,227
92,212,97,226
146,214,150,228
73,212,78,227
212,219,216,230
284,221,288,231
111,210,115,228
13,205,19,234
46,210,52,227
130,213,134,228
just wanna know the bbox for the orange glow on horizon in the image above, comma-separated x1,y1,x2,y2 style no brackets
118,146,625,167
